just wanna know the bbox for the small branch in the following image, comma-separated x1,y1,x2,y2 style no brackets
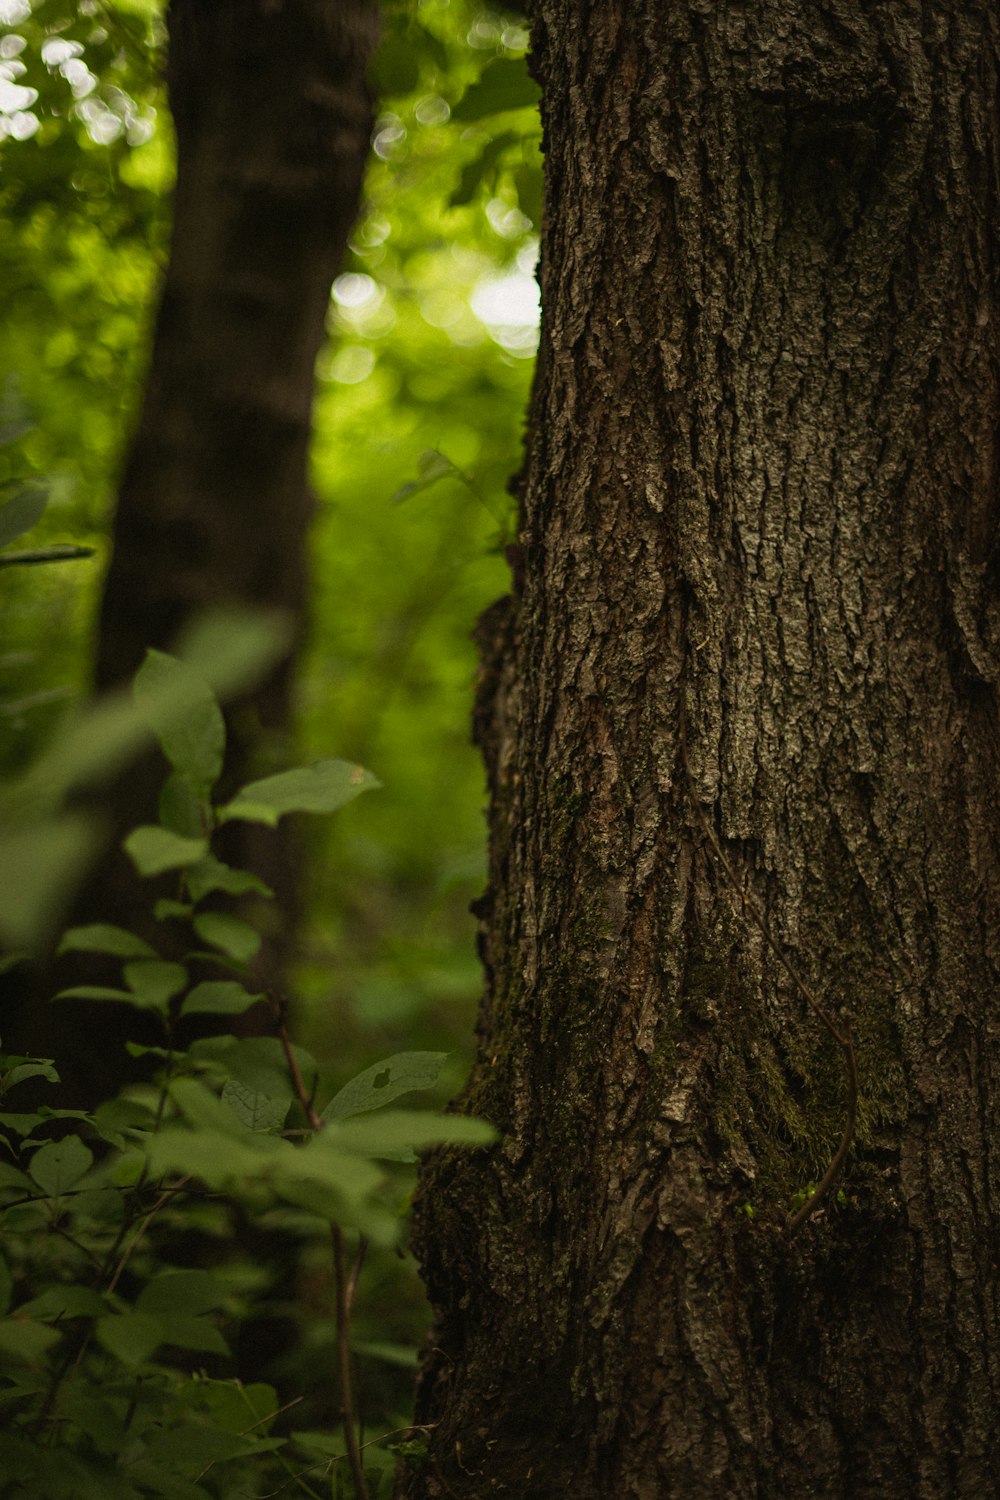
679,710,858,1235
266,992,370,1500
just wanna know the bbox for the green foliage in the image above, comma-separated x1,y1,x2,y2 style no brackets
0,651,495,1498
1,1,538,1489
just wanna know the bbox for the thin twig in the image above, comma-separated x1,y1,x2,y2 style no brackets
266,992,370,1500
679,709,858,1235
105,1177,192,1295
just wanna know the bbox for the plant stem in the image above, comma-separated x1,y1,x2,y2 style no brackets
268,992,370,1500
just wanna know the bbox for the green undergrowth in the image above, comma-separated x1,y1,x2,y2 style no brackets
0,619,495,1500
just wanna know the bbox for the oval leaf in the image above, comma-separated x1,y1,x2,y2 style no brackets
219,760,379,827
322,1052,447,1122
133,649,225,793
180,980,263,1017
192,911,261,963
58,924,157,960
29,1136,93,1196
123,960,188,1012
124,826,208,876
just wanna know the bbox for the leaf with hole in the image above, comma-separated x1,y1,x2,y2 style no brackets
29,1136,93,1195
322,1052,447,1122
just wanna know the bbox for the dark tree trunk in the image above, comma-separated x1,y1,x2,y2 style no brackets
20,0,379,1102
403,3,1000,1497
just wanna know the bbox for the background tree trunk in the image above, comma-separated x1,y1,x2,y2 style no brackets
403,3,1000,1496
22,0,378,1102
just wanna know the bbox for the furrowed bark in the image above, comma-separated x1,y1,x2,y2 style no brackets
402,3,1000,1496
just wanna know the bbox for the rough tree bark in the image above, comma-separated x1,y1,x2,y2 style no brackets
403,3,1000,1497
29,0,379,1100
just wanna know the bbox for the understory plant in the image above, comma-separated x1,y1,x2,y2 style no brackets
0,641,494,1499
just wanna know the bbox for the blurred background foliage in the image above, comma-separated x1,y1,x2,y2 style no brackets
0,0,539,1439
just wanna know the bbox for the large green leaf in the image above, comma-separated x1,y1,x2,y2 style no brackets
322,1052,447,1122
180,980,263,1017
192,911,261,963
322,1109,496,1159
136,1269,228,1318
451,56,541,121
58,924,157,960
123,960,188,1012
134,649,225,794
218,759,380,827
0,1317,60,1365
29,1136,93,1195
95,1312,164,1367
124,826,208,876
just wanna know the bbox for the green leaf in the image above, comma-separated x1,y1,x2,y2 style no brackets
0,485,46,549
161,1315,230,1356
324,1109,496,1159
154,899,194,922
124,826,208,876
180,981,263,1017
12,610,288,820
18,1285,106,1320
185,856,273,903
189,1036,315,1101
58,924,157,960
322,1052,447,1122
2,1061,59,1093
0,815,99,949
55,986,138,1004
450,130,520,208
0,544,94,569
173,607,293,703
353,1339,419,1369
221,1079,288,1134
28,1136,93,1195
192,911,261,963
137,1269,228,1317
451,57,541,121
168,1077,253,1138
0,1163,38,1193
0,1317,60,1365
158,773,208,838
144,1125,286,1186
219,759,380,827
95,1312,164,1366
391,447,461,504
123,960,188,1012
134,649,225,793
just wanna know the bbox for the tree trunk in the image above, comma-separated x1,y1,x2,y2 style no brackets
403,3,1000,1497
22,0,378,1102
